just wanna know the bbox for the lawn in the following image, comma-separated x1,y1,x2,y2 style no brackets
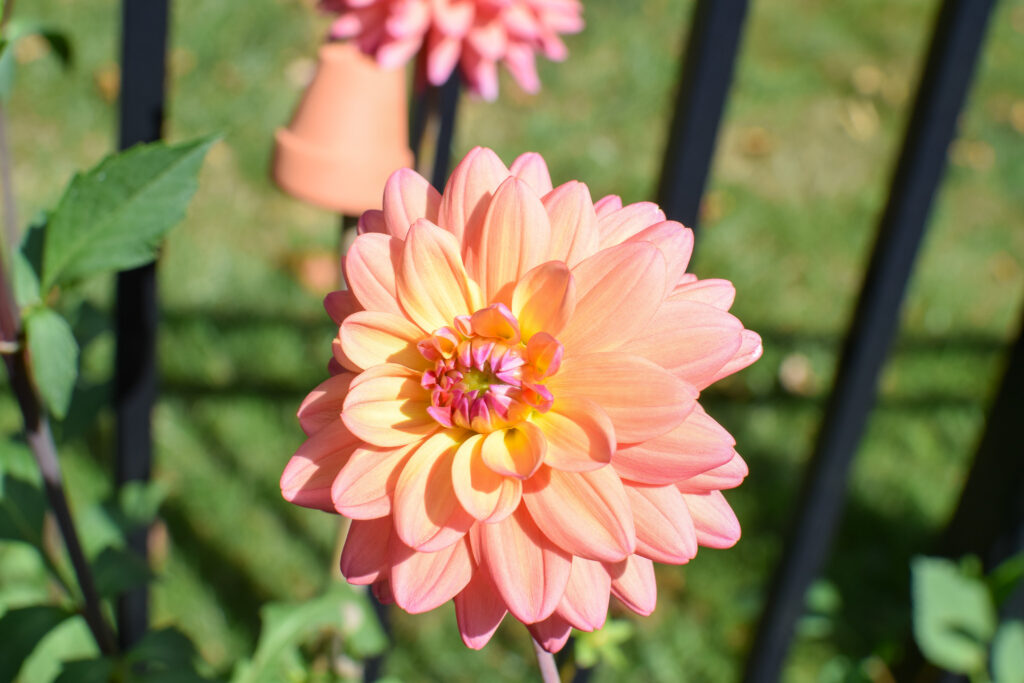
2,0,1023,680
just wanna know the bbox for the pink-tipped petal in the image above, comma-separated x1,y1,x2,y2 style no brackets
396,219,480,332
707,330,763,384
596,201,666,248
340,517,392,585
682,491,742,549
382,168,443,239
475,505,571,624
523,466,636,563
438,146,510,243
607,555,657,616
670,278,737,310
531,397,614,472
548,352,697,443
624,221,694,292
455,570,507,650
542,181,600,267
593,194,622,217
677,452,749,493
324,289,360,325
342,364,437,447
393,431,474,551
390,536,474,614
426,30,462,84
298,373,355,436
463,176,551,305
332,442,417,519
480,423,546,480
280,418,360,511
555,557,610,631
509,152,553,196
511,261,576,341
340,311,430,371
528,614,573,653
624,483,698,565
357,209,388,235
343,233,404,316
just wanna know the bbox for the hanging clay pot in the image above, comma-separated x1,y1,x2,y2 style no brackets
273,42,414,214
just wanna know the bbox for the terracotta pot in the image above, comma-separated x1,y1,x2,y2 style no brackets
273,42,414,215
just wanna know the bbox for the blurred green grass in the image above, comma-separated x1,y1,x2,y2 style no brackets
2,0,1023,680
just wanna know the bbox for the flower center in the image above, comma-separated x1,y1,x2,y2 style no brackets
419,303,562,433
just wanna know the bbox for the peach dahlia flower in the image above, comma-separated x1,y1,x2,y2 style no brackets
319,0,583,100
281,147,761,652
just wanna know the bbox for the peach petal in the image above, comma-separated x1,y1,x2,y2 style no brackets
357,209,387,235
607,555,657,616
343,233,404,316
707,330,764,384
548,352,697,443
451,435,524,523
511,261,576,340
596,201,666,248
390,536,474,614
531,397,614,472
670,278,737,310
340,517,392,585
280,418,359,512
523,466,636,563
555,557,610,631
324,289,360,325
393,431,474,551
342,364,437,447
613,406,736,485
542,181,600,267
509,152,553,196
624,483,698,565
298,373,355,436
396,220,480,332
382,168,442,239
438,146,509,243
332,442,417,519
682,491,741,549
332,333,359,374
593,194,622,217
480,423,546,480
475,505,571,624
624,221,694,292
528,614,573,653
340,311,429,371
463,177,551,305
455,570,507,650
677,452,748,493
559,242,667,355
469,303,521,343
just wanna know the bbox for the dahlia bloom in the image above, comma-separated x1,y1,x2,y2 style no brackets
281,147,761,652
319,0,583,100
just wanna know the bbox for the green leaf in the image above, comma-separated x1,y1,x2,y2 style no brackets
54,658,115,683
0,473,46,547
988,552,1024,607
92,546,152,600
124,627,212,682
0,22,72,102
12,245,41,308
41,136,217,290
911,555,998,675
0,605,73,681
24,306,79,419
993,620,1024,683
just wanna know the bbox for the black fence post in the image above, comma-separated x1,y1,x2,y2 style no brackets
115,0,170,651
655,0,749,231
410,70,461,192
743,1,996,680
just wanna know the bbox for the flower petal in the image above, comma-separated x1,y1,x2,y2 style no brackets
523,466,636,563
393,430,474,551
280,418,359,512
707,330,763,384
607,555,657,615
340,311,429,371
547,352,697,443
593,194,622,217
463,176,551,304
438,146,509,243
455,570,507,650
677,452,748,493
390,536,474,614
509,152,554,196
332,442,417,519
528,614,573,653
624,483,698,564
298,373,355,436
343,233,404,316
669,278,737,310
480,423,546,480
340,517,392,585
596,201,666,248
559,242,667,355
342,364,437,447
382,168,442,239
531,397,614,472
542,181,599,267
681,491,741,549
555,557,610,631
324,289,360,325
475,505,571,624
511,261,576,340
396,219,479,332
624,221,694,292
613,405,736,485
452,434,523,522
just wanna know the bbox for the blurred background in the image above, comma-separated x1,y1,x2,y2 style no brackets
1,0,1023,679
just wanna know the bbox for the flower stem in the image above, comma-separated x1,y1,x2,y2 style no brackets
0,248,118,656
532,638,561,683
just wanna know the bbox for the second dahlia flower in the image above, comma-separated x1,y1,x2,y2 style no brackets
320,0,584,100
281,147,761,652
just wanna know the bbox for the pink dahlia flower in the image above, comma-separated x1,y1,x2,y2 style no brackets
319,0,583,100
281,147,762,652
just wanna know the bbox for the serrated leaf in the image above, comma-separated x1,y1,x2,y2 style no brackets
92,546,152,600
24,306,79,419
0,473,46,547
0,605,73,681
911,555,997,675
41,136,216,290
993,620,1024,683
